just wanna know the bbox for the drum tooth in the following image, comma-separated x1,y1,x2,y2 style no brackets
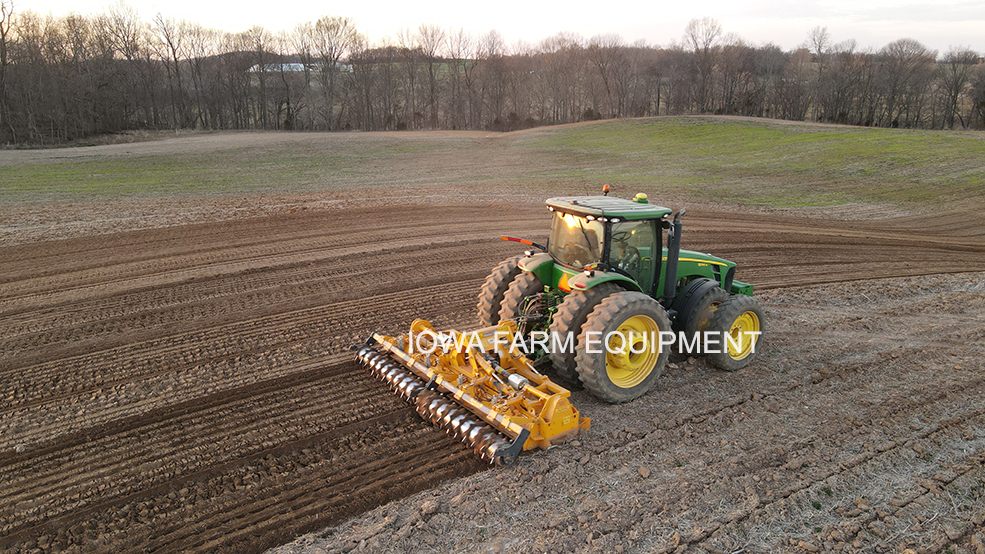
358,350,429,408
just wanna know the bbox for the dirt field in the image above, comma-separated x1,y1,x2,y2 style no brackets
1,185,984,554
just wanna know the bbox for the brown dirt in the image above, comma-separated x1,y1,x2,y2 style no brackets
1,199,984,554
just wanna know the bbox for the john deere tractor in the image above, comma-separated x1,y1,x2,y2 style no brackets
355,189,765,464
477,191,765,404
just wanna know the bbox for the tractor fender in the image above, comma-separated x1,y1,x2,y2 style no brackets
567,271,642,293
517,252,554,284
670,277,722,331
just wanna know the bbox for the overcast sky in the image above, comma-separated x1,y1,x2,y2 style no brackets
18,0,985,53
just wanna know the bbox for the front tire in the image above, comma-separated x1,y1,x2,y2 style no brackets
575,292,671,403
707,295,765,371
672,278,730,346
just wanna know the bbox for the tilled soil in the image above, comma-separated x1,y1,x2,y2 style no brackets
2,201,984,554
278,272,985,554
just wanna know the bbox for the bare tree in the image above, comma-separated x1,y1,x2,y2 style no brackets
0,0,13,140
461,29,485,127
971,64,985,128
537,32,584,123
347,33,378,130
241,25,273,128
152,14,190,127
445,28,472,129
878,38,935,127
683,17,722,113
587,34,624,117
481,30,507,128
504,39,535,128
805,26,831,120
718,33,753,114
936,46,978,128
418,24,445,128
184,23,221,129
1,10,982,143
310,16,356,130
396,27,421,128
750,44,787,118
780,48,813,120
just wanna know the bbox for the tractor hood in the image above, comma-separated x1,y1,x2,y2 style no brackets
673,249,735,270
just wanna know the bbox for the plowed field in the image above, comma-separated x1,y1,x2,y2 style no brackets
2,197,984,553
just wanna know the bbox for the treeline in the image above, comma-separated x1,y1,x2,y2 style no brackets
0,4,983,145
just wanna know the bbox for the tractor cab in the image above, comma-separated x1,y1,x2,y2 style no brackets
545,195,671,296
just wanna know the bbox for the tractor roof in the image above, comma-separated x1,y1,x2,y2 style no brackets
546,196,672,221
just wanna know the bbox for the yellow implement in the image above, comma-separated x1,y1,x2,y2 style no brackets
355,319,589,465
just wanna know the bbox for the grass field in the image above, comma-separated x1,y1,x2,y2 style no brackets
516,117,985,207
2,116,983,210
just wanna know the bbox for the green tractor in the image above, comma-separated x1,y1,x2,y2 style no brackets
477,191,765,403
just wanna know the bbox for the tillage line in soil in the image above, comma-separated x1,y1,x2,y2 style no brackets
650,370,985,484
602,371,984,549
0,355,357,467
0,257,381,332
1,365,385,513
755,266,985,291
0,239,504,337
0,212,464,281
0,209,506,273
0,302,474,437
679,408,985,553
0,232,501,313
649,372,983,493
0,212,369,271
0,262,490,367
144,433,480,554
0,260,484,363
0,408,432,552
837,453,985,550
0,218,414,278
0,277,480,392
951,510,985,553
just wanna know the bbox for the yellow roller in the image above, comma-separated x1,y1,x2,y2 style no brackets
355,319,589,465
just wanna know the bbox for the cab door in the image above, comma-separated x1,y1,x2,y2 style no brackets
608,220,658,295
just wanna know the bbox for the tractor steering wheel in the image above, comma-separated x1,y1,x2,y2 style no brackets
611,230,640,272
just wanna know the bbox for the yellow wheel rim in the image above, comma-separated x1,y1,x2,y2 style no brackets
726,310,761,361
605,315,660,389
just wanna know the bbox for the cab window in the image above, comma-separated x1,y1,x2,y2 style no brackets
608,220,657,293
548,212,604,268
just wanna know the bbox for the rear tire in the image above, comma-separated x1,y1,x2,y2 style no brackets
498,272,545,322
476,255,523,327
575,292,671,403
707,295,765,372
548,283,621,385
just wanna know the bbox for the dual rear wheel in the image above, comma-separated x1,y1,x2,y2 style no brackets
575,291,671,403
479,258,765,403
